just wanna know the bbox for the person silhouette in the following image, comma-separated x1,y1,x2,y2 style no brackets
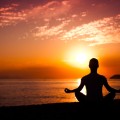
64,58,120,104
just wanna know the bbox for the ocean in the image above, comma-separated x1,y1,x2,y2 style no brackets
0,78,120,107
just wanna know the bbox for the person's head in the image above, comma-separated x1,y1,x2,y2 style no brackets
89,58,99,70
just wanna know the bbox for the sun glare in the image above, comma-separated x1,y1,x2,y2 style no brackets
75,53,87,64
64,48,96,68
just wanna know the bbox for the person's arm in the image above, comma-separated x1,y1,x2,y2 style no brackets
103,77,120,93
64,78,84,93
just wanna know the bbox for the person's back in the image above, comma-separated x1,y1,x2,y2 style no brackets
82,73,106,101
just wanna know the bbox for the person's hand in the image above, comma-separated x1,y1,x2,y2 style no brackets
64,88,71,93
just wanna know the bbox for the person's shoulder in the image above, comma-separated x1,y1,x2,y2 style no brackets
81,74,90,80
98,74,107,80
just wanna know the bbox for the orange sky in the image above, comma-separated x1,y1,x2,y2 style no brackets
0,0,120,78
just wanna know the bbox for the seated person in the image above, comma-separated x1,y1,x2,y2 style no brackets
64,58,120,104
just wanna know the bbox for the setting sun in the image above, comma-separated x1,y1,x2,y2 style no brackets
64,48,96,68
74,52,87,64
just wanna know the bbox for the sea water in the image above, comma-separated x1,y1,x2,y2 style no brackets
0,78,120,107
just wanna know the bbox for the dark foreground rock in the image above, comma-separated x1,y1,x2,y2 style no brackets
0,100,120,120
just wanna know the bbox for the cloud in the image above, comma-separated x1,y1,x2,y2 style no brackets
0,1,71,27
28,13,120,46
32,20,71,40
61,14,120,46
0,3,27,27
0,0,120,47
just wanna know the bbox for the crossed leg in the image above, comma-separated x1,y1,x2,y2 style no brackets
75,90,87,103
103,92,115,103
75,90,115,104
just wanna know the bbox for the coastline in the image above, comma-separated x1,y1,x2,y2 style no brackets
0,100,120,120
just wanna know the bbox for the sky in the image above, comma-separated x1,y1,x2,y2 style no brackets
0,0,120,78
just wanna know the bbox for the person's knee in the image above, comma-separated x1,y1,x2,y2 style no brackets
103,92,116,103
110,92,116,98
